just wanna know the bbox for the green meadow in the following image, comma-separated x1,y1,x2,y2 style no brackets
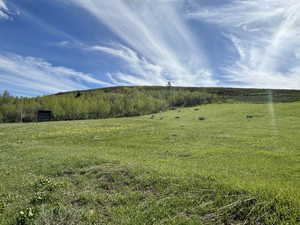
1,102,300,224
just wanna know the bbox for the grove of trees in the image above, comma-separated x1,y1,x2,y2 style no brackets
0,87,219,123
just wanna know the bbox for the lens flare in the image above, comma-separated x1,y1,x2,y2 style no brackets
267,90,278,135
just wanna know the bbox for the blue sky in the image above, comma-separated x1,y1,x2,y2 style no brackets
0,0,299,96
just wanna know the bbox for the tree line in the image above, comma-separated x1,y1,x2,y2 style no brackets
0,88,219,123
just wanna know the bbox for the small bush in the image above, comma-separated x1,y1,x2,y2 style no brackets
0,200,5,213
16,208,36,225
33,178,60,192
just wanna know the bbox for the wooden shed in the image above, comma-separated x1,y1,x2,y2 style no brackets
37,110,52,122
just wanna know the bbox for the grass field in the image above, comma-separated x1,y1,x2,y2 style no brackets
1,102,300,224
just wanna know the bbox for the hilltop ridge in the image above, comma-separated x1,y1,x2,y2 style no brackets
54,86,300,103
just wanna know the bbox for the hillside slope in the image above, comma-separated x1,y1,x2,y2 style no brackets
56,86,300,103
1,102,300,224
1,86,300,123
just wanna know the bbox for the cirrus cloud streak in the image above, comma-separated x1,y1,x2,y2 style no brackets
65,0,218,87
189,0,300,89
0,53,111,96
0,0,9,19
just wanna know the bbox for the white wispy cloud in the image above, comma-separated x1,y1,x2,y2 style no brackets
0,53,111,96
65,0,217,87
189,0,300,89
0,0,9,19
90,44,166,85
55,41,70,47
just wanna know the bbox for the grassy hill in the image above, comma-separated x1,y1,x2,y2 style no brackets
1,101,300,224
56,86,300,103
2,86,300,123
